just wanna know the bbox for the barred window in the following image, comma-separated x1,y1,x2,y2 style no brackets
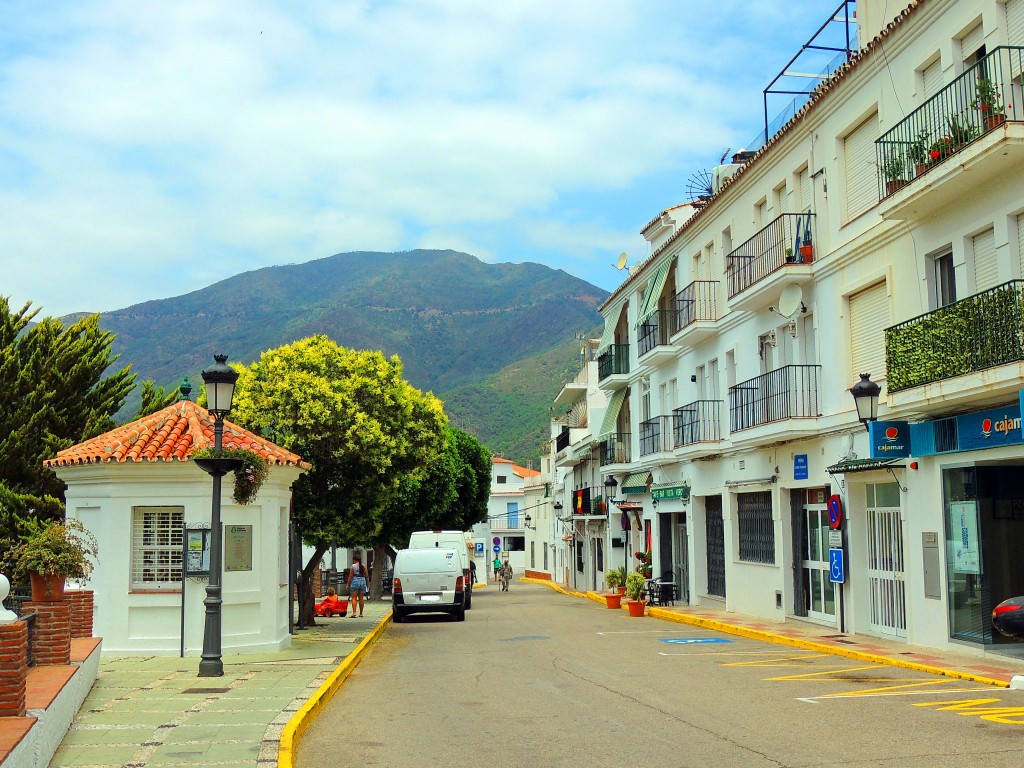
131,507,184,589
737,492,775,564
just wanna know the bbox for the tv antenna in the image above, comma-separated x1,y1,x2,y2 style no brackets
719,147,732,165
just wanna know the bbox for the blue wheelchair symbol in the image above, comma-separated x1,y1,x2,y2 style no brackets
829,548,845,583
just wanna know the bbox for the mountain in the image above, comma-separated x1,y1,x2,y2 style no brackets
97,249,608,463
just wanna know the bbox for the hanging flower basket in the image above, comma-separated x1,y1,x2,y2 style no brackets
192,448,269,504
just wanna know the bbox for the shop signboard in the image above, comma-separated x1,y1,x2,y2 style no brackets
794,454,808,480
651,485,690,501
868,421,911,459
956,404,1022,452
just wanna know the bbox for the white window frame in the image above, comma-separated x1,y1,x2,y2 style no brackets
131,506,184,590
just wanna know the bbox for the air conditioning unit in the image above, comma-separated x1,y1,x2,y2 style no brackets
712,164,743,194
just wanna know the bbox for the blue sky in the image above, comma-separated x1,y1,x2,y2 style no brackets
0,0,849,316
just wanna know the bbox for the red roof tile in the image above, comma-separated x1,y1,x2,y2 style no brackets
44,401,309,469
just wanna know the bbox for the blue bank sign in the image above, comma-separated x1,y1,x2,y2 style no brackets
957,403,1023,451
868,421,911,459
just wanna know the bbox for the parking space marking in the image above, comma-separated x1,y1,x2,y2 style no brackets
765,664,883,682
723,653,829,667
914,697,1024,725
658,650,818,657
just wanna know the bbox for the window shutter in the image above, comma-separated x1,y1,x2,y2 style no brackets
799,168,811,212
850,282,891,381
1008,0,1024,75
961,24,984,61
973,228,998,292
844,114,878,219
922,58,942,98
1017,214,1024,278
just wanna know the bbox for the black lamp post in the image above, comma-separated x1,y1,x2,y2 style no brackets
604,476,624,582
194,354,241,677
849,372,881,431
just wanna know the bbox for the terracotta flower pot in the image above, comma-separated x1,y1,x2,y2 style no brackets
29,571,66,602
985,113,1006,132
799,244,814,261
626,599,646,617
915,162,928,177
605,593,622,609
617,586,627,595
885,179,908,196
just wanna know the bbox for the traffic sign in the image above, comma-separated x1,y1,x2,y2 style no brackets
828,495,843,529
492,545,501,554
659,638,732,645
828,530,842,549
474,542,484,555
829,548,845,583
492,537,501,545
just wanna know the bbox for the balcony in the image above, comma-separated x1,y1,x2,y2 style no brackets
597,344,630,389
639,416,673,457
671,280,719,348
672,400,723,458
877,47,1024,221
555,427,570,453
554,365,590,405
725,213,816,311
599,432,632,467
729,365,821,440
885,281,1024,414
637,310,676,365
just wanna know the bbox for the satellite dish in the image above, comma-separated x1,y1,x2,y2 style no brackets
615,252,628,270
778,284,804,317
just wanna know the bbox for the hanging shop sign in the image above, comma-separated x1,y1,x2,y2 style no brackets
868,421,912,459
651,484,690,502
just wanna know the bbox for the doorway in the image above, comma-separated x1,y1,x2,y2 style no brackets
793,488,836,622
675,519,690,604
866,482,906,638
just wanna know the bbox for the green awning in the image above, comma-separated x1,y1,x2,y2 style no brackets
597,318,617,352
826,458,904,474
598,389,627,438
621,472,652,495
636,262,670,326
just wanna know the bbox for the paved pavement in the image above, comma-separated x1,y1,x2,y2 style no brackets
27,580,1024,767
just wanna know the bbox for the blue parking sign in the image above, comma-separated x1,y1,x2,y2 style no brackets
475,542,484,555
829,548,845,583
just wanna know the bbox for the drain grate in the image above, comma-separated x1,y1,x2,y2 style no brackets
181,687,230,694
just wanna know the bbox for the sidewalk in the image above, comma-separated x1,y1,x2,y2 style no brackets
533,579,1024,688
46,600,391,768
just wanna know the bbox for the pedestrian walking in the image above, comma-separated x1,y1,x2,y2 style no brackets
347,552,369,618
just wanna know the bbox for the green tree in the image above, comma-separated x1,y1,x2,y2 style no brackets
135,380,179,418
0,481,64,579
229,335,447,624
0,298,135,501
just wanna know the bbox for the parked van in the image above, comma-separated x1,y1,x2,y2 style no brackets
408,530,474,609
392,548,466,622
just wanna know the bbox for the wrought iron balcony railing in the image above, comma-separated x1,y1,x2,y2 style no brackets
728,365,821,432
876,46,1024,199
639,416,673,456
672,400,722,446
555,427,570,453
726,213,816,299
599,432,631,466
637,310,674,357
672,280,719,333
886,281,1024,392
598,344,630,380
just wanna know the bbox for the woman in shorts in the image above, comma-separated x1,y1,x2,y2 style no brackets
347,553,369,617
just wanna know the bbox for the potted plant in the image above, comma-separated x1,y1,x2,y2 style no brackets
635,549,653,579
624,571,647,617
945,113,980,150
906,129,931,177
193,447,268,504
604,567,624,608
928,135,952,164
880,151,907,196
11,518,98,602
799,236,814,261
607,565,628,595
971,78,1007,131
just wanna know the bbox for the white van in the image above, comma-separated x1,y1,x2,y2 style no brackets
392,548,466,622
408,530,474,609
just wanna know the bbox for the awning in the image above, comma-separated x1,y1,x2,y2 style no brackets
636,262,671,326
826,458,905,474
621,472,652,495
598,389,627,438
572,444,593,460
597,318,617,353
613,501,643,512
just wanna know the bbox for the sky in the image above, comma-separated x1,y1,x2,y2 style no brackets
0,0,848,317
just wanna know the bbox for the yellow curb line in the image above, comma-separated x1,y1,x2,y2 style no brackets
525,577,1009,689
277,610,392,768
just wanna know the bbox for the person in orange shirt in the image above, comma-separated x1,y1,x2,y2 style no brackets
324,587,345,617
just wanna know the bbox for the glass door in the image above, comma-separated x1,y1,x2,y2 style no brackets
866,482,907,638
801,502,837,621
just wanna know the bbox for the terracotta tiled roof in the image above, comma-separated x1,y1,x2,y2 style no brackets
512,465,541,478
600,0,928,312
44,401,309,469
493,457,514,464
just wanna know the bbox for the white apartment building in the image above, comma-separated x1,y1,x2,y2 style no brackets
556,0,1024,657
480,457,541,575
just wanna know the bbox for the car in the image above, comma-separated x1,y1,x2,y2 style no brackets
408,530,474,610
992,596,1024,640
392,547,466,623
314,597,349,618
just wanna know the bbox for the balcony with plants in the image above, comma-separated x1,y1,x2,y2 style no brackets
885,280,1024,410
725,213,816,311
597,343,630,388
672,400,723,458
876,46,1024,220
598,432,632,467
637,310,676,365
728,365,821,442
671,280,719,347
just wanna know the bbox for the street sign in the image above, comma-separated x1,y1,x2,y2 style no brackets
492,545,501,554
659,638,732,645
828,495,843,529
829,548,845,583
474,542,484,555
492,537,501,545
794,454,808,480
828,530,842,549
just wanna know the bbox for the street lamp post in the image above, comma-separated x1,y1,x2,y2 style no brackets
194,354,240,677
604,476,623,583
849,372,881,430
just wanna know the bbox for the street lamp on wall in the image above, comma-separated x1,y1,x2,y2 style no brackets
524,514,535,530
194,354,240,678
603,476,618,504
849,372,881,431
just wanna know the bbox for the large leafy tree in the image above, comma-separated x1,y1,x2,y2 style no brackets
0,298,135,500
230,335,447,624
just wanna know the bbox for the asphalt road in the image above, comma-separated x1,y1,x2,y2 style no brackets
297,583,1024,768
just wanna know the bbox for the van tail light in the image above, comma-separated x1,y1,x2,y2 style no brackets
393,577,402,595
994,603,1022,617
455,575,464,596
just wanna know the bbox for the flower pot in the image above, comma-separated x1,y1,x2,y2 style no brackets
915,162,928,178
29,571,65,602
798,244,813,261
616,586,627,595
626,599,646,617
985,113,1006,132
885,179,908,196
605,593,622,609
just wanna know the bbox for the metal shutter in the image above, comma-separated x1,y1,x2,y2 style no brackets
961,24,984,61
973,228,998,292
1008,0,1024,75
922,58,942,98
1018,214,1024,278
850,281,891,381
845,114,879,218
799,167,811,212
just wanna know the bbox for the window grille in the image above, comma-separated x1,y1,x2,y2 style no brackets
131,507,184,588
705,496,726,597
737,492,775,564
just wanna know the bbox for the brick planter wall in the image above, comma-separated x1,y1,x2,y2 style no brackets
22,601,71,665
524,569,552,580
0,620,28,717
65,590,95,639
